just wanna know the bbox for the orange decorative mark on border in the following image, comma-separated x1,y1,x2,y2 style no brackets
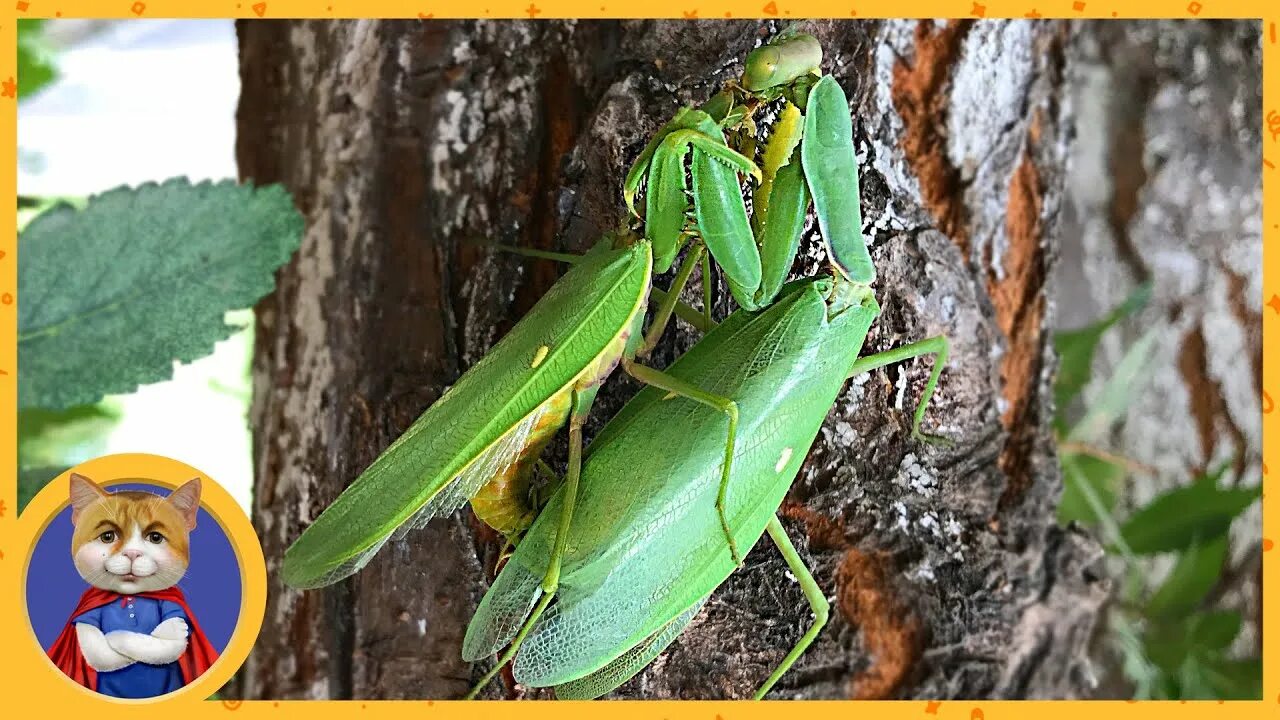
925,701,941,714
970,1,985,16
1264,538,1274,551
1073,0,1086,10
252,1,266,15
130,0,145,14
1264,390,1274,413
683,8,696,16
1188,0,1203,13
525,2,540,16
1267,109,1279,140
763,0,779,14
221,700,243,711
15,0,28,11
1,77,15,99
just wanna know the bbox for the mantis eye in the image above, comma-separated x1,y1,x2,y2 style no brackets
147,531,166,544
98,530,116,543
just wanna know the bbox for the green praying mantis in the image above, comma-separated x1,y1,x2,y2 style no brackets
460,35,950,699
278,29,954,699
280,29,865,589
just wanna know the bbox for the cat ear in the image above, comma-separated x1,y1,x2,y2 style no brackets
68,473,108,525
167,477,202,530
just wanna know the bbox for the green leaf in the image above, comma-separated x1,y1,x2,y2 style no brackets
1145,534,1228,618
17,19,57,100
18,465,68,514
18,403,119,468
1053,282,1152,419
1143,617,1193,673
1066,326,1159,443
1118,467,1258,555
18,178,303,410
1190,610,1242,652
1057,453,1124,526
1199,657,1262,700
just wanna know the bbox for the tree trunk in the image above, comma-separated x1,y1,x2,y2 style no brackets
235,19,1105,700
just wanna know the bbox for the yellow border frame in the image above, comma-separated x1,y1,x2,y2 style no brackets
2,3,1274,715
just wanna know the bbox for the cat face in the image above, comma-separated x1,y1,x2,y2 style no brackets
69,474,201,595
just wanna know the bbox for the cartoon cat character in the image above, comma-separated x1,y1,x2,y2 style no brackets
46,474,219,698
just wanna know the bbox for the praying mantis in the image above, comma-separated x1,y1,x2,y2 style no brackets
461,34,951,699
278,28,954,699
280,31,847,589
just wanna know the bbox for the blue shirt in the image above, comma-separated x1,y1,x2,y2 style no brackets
75,596,187,698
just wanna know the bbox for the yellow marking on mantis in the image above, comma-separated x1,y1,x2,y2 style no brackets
531,345,550,369
775,447,793,473
663,391,678,401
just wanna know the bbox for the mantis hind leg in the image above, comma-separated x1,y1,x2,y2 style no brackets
621,358,743,566
754,516,829,699
847,335,951,446
464,386,592,700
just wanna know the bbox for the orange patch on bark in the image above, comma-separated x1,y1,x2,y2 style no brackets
1177,325,1248,477
779,501,848,550
890,20,974,255
835,549,922,699
992,147,1047,508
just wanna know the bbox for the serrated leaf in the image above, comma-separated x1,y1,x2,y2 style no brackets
18,465,68,514
1053,282,1152,419
18,178,303,410
1145,534,1228,618
1119,468,1258,555
1057,453,1125,526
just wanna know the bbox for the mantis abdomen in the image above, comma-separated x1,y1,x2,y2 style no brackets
470,391,570,534
470,323,635,535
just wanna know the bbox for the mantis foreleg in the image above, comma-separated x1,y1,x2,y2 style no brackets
753,516,829,699
465,385,592,699
700,249,714,330
621,358,743,566
847,335,951,445
640,244,706,358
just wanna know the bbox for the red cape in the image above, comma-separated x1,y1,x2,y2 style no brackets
47,586,219,692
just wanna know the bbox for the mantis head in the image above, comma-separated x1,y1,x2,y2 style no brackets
741,34,823,92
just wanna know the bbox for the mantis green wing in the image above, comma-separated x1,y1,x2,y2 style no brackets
553,596,709,700
281,240,651,589
464,278,878,690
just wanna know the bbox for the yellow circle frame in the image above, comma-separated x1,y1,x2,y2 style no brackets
15,453,266,705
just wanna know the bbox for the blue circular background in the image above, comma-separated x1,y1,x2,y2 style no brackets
27,481,241,653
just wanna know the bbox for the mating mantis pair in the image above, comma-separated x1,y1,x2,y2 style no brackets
280,30,951,699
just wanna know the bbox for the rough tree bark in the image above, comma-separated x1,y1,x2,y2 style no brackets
1054,20,1263,662
235,19,1108,700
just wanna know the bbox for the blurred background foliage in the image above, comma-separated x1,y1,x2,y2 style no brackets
1053,287,1261,700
